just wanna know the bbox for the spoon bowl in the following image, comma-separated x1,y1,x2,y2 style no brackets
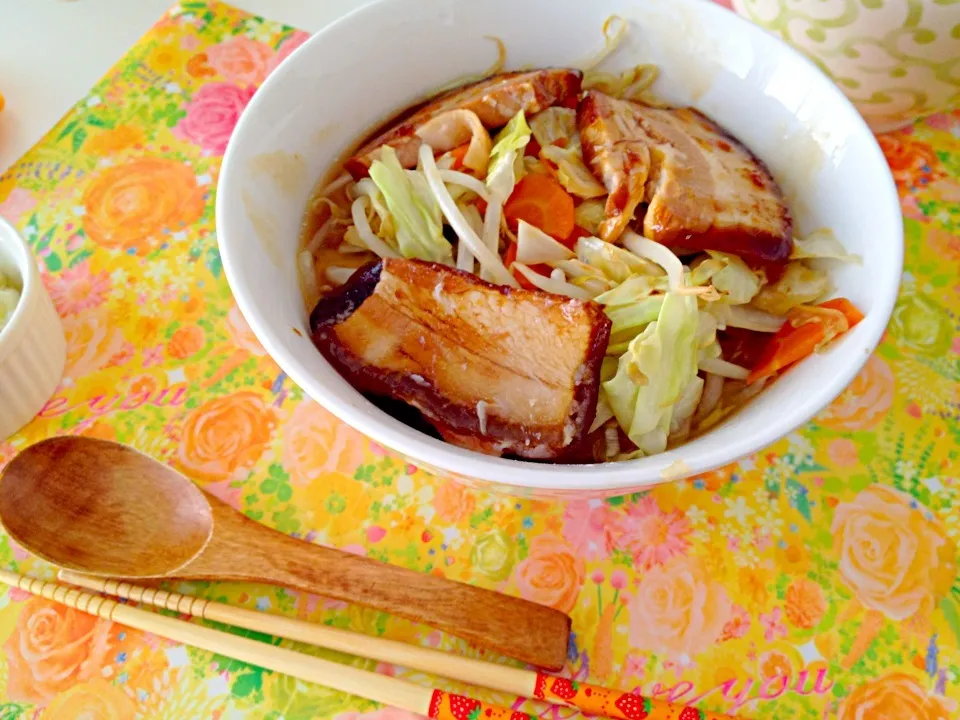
0,436,570,669
0,437,212,576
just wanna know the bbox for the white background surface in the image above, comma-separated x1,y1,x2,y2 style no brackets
0,0,371,171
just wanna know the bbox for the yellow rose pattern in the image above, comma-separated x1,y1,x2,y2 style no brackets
0,2,958,718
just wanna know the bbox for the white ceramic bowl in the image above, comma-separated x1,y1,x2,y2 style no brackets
217,0,902,498
0,217,65,441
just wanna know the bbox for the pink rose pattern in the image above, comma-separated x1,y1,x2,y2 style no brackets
174,82,255,155
0,1,957,719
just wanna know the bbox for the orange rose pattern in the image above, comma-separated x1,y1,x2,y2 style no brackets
0,2,958,719
82,157,204,254
840,673,953,720
629,556,732,659
40,679,137,719
3,598,114,704
832,485,957,620
178,391,276,483
513,534,585,613
281,400,369,485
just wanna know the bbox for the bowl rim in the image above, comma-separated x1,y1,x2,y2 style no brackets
218,0,903,493
0,216,38,362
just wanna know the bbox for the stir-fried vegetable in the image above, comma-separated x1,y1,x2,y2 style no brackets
489,111,532,180
604,291,700,455
791,229,862,264
368,146,452,264
541,144,607,199
419,144,517,287
574,199,608,236
516,221,575,264
747,297,864,384
708,251,763,305
529,107,577,148
350,196,402,260
751,261,829,315
577,235,655,283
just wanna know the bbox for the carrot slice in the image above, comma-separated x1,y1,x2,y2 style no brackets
503,242,551,291
504,174,576,241
447,142,472,170
818,297,865,326
747,298,864,384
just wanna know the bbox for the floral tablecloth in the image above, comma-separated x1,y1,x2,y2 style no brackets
0,2,958,718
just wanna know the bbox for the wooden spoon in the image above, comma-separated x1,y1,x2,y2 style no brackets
0,437,569,669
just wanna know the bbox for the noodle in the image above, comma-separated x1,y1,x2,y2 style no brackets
350,197,401,259
579,15,628,72
298,250,320,305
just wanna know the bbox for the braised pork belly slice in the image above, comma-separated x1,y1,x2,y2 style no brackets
578,90,793,262
344,69,582,179
310,259,611,459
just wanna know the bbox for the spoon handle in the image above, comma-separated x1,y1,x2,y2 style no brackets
193,500,570,670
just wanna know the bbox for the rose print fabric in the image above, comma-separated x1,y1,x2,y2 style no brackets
0,2,958,718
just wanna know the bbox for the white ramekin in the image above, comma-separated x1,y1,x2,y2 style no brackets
0,216,65,440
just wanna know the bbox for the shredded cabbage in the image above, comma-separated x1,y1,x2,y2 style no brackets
603,291,700,455
577,235,655,283
751,261,829,315
516,221,575,264
369,147,452,265
604,297,665,338
574,200,608,236
529,108,577,148
489,111,532,182
707,251,763,305
541,144,607,199
622,232,684,291
594,274,662,306
791,229,862,264
670,375,705,439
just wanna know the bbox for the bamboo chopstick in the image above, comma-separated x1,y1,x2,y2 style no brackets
60,570,738,720
0,570,525,720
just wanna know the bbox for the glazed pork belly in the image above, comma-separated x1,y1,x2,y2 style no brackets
345,69,582,178
578,90,793,262
310,259,611,459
